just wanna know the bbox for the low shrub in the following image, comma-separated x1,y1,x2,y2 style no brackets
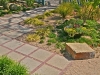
24,18,44,26
48,32,56,38
25,0,35,7
0,56,28,75
26,34,40,42
43,11,52,17
48,38,56,43
77,2,100,21
39,39,44,44
36,28,51,37
56,2,74,18
35,15,46,19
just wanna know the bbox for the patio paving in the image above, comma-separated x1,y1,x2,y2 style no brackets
0,6,71,75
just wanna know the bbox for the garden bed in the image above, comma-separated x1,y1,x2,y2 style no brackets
17,12,100,57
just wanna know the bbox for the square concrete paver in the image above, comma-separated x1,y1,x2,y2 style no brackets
12,14,23,17
3,39,24,50
0,46,10,56
30,49,53,61
33,64,60,75
9,24,33,33
0,35,12,45
47,55,70,69
0,28,10,34
21,57,41,72
0,20,9,25
7,52,25,61
16,44,38,55
10,18,23,23
2,30,23,38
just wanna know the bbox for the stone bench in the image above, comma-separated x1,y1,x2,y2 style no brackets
66,43,95,60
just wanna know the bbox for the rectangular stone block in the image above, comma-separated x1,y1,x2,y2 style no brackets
66,43,95,60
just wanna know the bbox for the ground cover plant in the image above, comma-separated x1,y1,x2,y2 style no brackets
0,56,29,75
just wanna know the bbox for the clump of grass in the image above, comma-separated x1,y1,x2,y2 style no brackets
0,56,29,75
35,15,46,19
48,38,56,43
48,32,56,38
26,34,40,42
44,11,52,17
24,18,44,26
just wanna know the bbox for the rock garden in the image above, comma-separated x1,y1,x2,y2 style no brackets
17,1,100,57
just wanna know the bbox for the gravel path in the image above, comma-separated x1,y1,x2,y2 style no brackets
65,47,100,75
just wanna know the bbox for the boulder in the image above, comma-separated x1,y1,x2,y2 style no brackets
66,43,95,60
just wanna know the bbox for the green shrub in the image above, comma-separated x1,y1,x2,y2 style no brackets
39,39,44,44
56,42,65,49
6,63,28,75
48,32,56,38
43,11,52,17
77,2,100,21
26,34,40,42
0,56,28,75
0,56,13,74
0,0,9,9
36,28,51,37
24,18,44,26
25,0,35,7
9,4,19,11
47,42,52,45
35,15,46,19
48,38,56,43
56,2,74,18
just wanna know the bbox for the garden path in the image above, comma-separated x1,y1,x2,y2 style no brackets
0,6,71,75
0,6,100,75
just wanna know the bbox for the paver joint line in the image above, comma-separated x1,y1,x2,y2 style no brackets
0,6,71,75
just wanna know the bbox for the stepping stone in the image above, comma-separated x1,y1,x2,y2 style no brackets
21,57,41,72
30,49,53,61
33,64,61,75
0,46,10,56
66,43,95,60
7,52,25,61
3,39,24,50
2,30,23,38
47,55,70,69
10,18,23,23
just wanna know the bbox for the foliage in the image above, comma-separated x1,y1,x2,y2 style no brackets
56,42,65,49
0,56,28,75
0,0,9,9
25,0,35,7
48,38,56,43
24,18,44,26
64,19,85,37
39,39,44,43
56,2,74,18
76,2,100,21
9,4,19,11
6,63,28,75
35,15,46,19
36,27,51,37
26,34,40,42
43,11,52,17
48,32,56,38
